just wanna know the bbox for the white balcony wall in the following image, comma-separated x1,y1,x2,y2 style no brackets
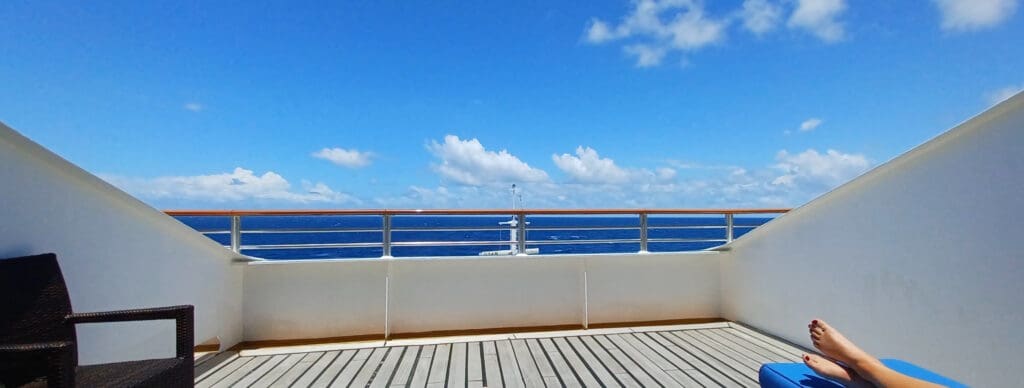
0,123,244,365
587,252,720,324
242,252,722,340
243,260,387,340
719,94,1024,387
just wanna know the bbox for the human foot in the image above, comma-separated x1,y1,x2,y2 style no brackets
808,319,874,367
803,353,870,387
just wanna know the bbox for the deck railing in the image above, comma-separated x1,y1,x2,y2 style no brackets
165,209,789,259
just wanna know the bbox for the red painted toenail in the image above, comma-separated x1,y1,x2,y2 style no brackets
804,356,810,361
812,320,818,325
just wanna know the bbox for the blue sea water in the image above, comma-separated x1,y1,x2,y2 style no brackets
174,215,773,260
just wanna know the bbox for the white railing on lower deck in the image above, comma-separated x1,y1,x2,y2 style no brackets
165,208,788,259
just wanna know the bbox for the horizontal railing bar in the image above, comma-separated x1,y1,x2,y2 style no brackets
241,242,384,250
241,228,383,234
643,225,725,230
527,239,641,245
165,208,790,216
389,240,517,247
390,226,509,232
198,230,231,234
646,238,728,243
526,226,640,231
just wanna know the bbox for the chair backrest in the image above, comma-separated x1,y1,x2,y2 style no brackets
0,253,78,352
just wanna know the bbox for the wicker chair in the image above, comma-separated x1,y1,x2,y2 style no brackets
0,253,194,387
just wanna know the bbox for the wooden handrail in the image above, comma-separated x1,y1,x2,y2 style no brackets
163,208,790,216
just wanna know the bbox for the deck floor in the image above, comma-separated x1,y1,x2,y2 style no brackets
193,322,808,387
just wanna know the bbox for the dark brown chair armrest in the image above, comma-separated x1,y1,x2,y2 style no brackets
0,341,75,387
66,305,194,359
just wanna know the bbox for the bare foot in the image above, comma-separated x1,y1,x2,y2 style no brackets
808,319,873,367
803,353,871,387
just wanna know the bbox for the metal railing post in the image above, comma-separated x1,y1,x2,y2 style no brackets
382,213,392,258
516,211,527,256
725,213,734,243
638,212,649,253
230,215,241,253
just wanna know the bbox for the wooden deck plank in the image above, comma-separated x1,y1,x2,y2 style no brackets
606,334,682,387
310,349,359,387
496,340,525,388
698,329,778,364
525,339,558,379
271,352,324,387
726,324,807,358
194,351,241,384
467,342,484,385
679,330,762,371
427,343,452,386
370,346,407,388
210,355,272,388
552,337,603,387
193,324,813,387
408,344,436,388
539,337,581,387
250,353,306,387
639,332,735,387
719,327,804,360
510,339,545,388
347,347,390,387
577,336,642,388
447,342,468,387
663,332,758,388
233,354,287,387
564,336,622,387
389,346,421,387
482,341,505,388
595,335,660,388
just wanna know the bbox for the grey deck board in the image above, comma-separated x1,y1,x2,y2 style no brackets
427,343,451,386
271,352,324,387
310,349,358,387
553,337,603,387
664,332,758,388
510,339,545,388
389,346,421,387
467,342,484,385
496,340,525,388
595,335,661,388
292,350,343,387
348,347,389,387
193,324,813,387
539,337,582,387
210,356,272,388
409,344,436,388
447,342,468,387
482,341,505,388
250,353,305,388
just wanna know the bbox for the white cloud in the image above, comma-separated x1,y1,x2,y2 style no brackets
787,0,847,42
771,149,870,189
624,44,668,67
741,0,783,35
552,146,633,184
427,135,550,186
933,0,1018,31
799,118,823,132
100,167,358,205
986,84,1023,105
312,147,374,168
585,0,727,67
183,102,204,112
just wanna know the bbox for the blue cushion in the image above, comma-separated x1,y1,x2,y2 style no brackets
759,359,968,387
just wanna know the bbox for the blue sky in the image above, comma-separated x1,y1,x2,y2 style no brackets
2,0,1022,209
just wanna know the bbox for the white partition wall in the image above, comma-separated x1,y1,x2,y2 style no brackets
719,94,1024,387
0,123,245,365
389,256,585,333
587,252,720,324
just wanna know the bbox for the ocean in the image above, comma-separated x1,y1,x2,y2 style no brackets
174,215,773,260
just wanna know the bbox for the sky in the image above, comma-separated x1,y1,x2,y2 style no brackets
1,0,1022,209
